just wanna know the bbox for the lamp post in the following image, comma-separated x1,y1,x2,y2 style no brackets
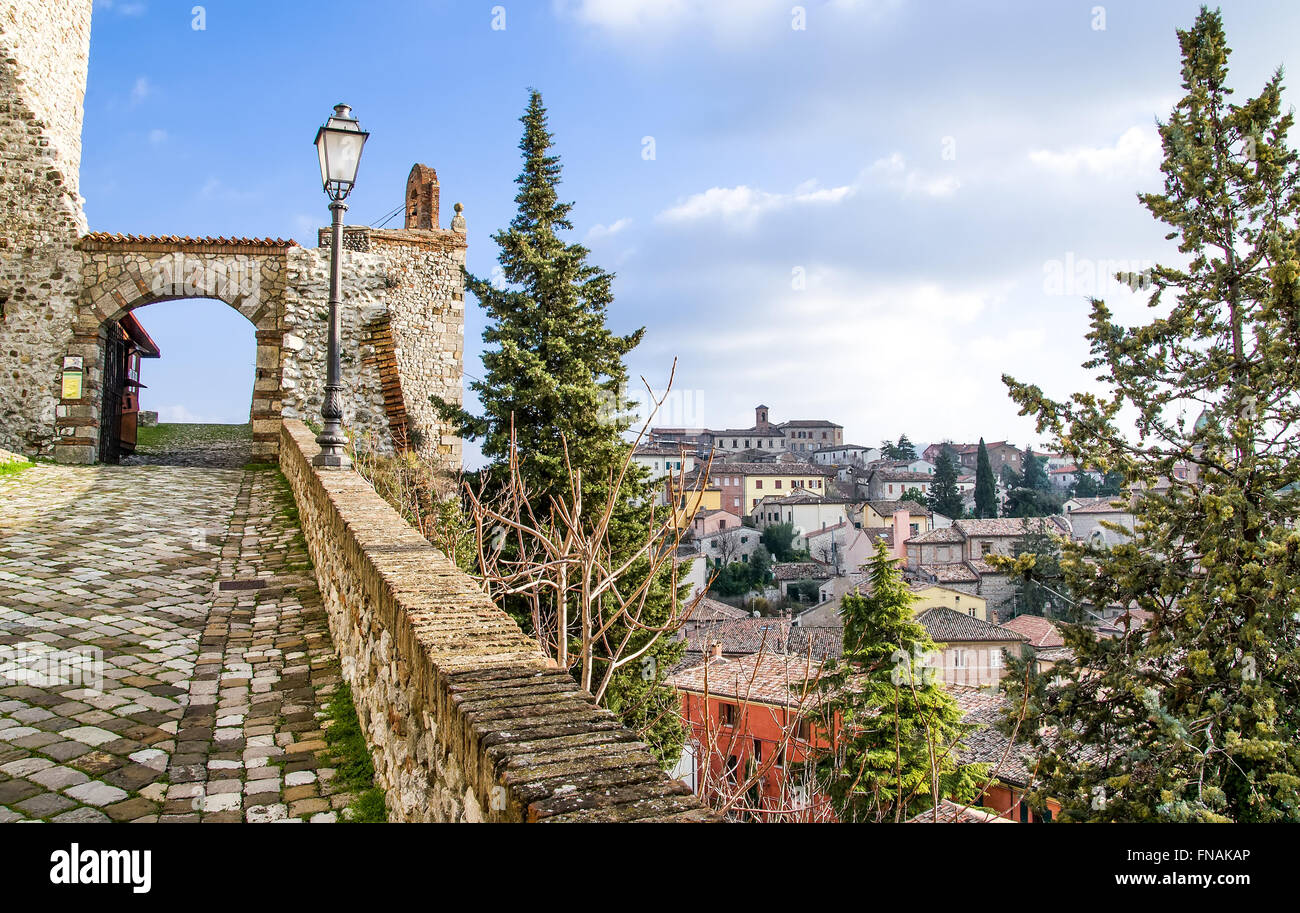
311,103,369,468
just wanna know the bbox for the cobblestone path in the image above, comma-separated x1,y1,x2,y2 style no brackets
0,463,350,822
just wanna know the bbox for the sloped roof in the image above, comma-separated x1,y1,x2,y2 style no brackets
908,799,1011,824
667,652,824,705
918,607,1027,643
919,562,979,583
867,499,928,517
684,597,750,623
1000,614,1065,648
1067,497,1130,515
774,562,832,581
954,518,1036,536
684,617,792,655
908,526,964,545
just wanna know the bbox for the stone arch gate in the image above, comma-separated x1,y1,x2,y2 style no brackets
49,192,468,471
63,233,293,463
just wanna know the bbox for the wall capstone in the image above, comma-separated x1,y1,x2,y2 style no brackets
278,419,717,823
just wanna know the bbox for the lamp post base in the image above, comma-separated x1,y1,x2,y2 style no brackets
311,450,352,470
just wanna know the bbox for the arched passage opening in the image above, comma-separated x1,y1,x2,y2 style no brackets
100,297,258,466
59,235,293,466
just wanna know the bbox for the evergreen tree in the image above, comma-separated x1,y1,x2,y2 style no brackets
433,91,685,763
929,448,964,519
1002,8,1300,821
761,522,799,562
1021,446,1050,492
1071,471,1100,498
900,486,928,507
974,438,998,518
895,435,917,460
805,544,987,821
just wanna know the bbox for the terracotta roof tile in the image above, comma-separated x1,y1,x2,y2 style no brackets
1000,615,1065,648
918,607,1027,643
667,652,824,705
79,232,297,248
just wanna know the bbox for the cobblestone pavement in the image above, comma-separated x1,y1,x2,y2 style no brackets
120,423,253,469
0,463,350,822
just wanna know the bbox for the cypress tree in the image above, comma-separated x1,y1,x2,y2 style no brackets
974,438,998,518
1002,8,1300,821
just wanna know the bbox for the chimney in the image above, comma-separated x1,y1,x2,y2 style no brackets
709,642,724,661
892,507,910,565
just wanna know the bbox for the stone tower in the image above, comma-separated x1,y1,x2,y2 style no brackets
0,0,93,455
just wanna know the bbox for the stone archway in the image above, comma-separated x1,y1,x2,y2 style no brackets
55,234,294,464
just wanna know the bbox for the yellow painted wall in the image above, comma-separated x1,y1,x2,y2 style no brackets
911,585,987,621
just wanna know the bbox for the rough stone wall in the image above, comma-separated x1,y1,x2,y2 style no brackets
0,0,90,208
279,420,715,823
0,0,91,456
314,226,466,468
281,244,392,451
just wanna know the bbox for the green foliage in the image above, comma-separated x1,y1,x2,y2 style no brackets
430,90,685,765
323,681,388,823
881,435,917,460
761,522,799,562
0,460,34,478
1001,8,1300,822
1002,486,1063,518
1021,446,1050,492
996,520,1068,618
1071,471,1100,498
974,438,998,518
805,544,987,821
929,448,964,520
786,579,823,603
900,486,928,506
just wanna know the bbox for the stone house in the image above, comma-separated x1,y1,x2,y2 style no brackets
916,607,1026,687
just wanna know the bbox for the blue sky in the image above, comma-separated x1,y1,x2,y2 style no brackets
85,0,1300,460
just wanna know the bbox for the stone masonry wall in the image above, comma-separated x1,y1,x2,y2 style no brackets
279,419,715,822
0,0,90,456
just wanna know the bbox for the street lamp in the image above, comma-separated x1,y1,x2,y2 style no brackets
311,103,369,468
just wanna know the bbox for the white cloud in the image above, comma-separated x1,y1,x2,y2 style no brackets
130,76,152,106
1027,125,1161,178
156,404,202,423
657,180,854,227
555,0,781,36
861,153,961,198
96,0,147,16
554,0,902,41
585,218,632,241
148,128,167,145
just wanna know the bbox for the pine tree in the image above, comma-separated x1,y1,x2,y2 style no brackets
930,448,964,519
974,438,998,518
1002,8,1300,821
805,544,987,821
434,91,685,764
895,435,917,460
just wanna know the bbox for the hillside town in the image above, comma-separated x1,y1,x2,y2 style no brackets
639,403,1170,821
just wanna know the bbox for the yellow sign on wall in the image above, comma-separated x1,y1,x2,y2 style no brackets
61,370,82,400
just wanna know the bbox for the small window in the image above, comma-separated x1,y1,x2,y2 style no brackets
718,703,736,726
954,649,967,668
755,480,763,489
